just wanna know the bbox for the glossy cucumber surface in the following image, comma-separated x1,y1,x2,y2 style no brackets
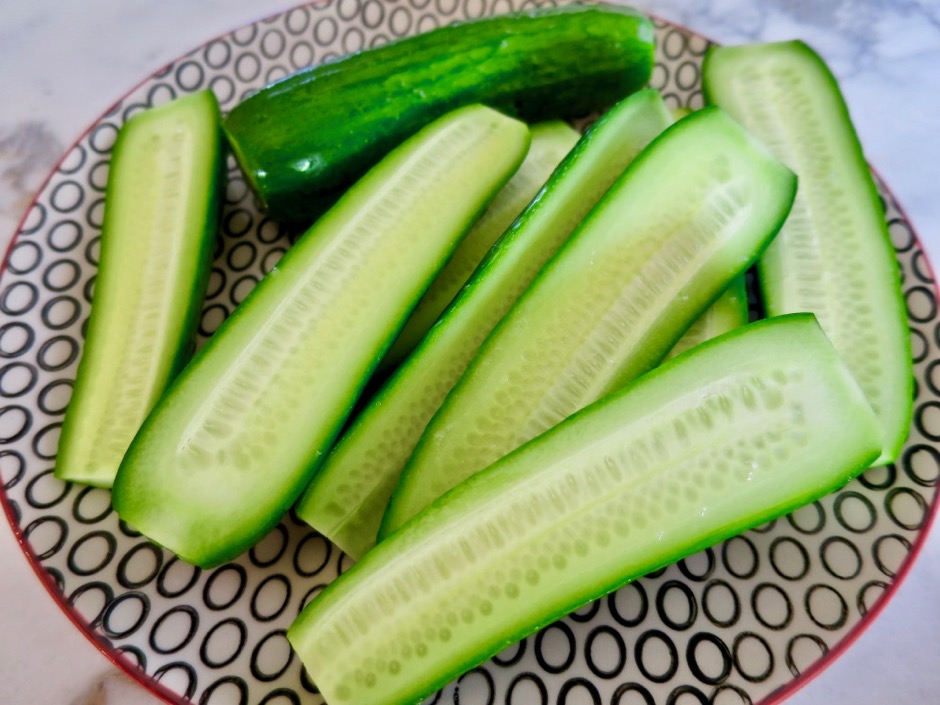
223,5,654,222
55,90,222,488
381,107,797,535
703,40,912,463
295,90,674,559
666,274,749,359
288,314,881,705
111,105,529,567
380,120,580,373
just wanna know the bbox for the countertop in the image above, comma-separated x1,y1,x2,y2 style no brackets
1,1,937,703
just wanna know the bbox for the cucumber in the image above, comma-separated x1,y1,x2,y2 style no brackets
111,105,530,568
381,107,797,536
222,5,654,222
288,314,881,705
295,89,674,559
380,121,580,373
658,108,750,361
666,274,748,359
703,40,912,463
55,90,222,488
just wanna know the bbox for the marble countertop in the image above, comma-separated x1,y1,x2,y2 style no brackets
0,1,937,703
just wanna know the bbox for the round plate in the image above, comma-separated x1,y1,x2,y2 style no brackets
1,1,937,704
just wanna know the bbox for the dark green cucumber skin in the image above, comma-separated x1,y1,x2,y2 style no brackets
294,89,673,560
223,5,654,222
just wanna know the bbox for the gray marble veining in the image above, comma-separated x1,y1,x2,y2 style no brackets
0,121,63,228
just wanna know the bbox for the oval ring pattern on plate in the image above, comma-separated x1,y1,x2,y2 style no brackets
0,1,937,703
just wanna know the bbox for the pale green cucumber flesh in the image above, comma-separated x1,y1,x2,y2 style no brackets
111,105,529,568
55,90,222,488
288,314,881,705
295,89,674,559
380,107,797,536
666,273,748,359
703,40,912,463
380,120,580,373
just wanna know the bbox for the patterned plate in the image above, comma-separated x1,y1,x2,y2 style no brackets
1,1,937,704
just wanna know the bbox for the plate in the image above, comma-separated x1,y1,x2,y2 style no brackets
1,1,937,704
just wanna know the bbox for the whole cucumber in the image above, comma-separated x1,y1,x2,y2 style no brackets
223,5,655,223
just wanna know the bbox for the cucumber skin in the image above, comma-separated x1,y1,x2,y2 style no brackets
112,106,530,568
380,106,798,537
702,40,912,464
288,314,881,705
295,90,674,560
223,5,654,223
55,90,222,488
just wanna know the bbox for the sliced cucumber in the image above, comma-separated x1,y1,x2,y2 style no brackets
288,314,881,705
380,121,580,373
661,132,749,361
111,105,530,568
380,107,797,536
666,274,748,359
55,90,222,488
295,89,674,559
703,40,912,463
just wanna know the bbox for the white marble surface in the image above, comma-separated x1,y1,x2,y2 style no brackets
0,1,937,703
